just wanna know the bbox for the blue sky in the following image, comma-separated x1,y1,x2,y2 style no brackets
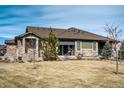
0,5,124,45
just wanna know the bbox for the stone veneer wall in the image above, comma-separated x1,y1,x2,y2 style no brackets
17,40,23,57
24,48,36,61
82,50,98,57
4,45,17,61
75,50,98,57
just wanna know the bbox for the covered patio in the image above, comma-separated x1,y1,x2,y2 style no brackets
58,41,75,56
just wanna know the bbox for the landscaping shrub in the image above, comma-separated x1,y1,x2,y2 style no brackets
101,41,112,59
76,53,83,60
42,30,59,61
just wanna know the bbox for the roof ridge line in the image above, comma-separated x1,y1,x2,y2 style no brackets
73,28,108,39
26,26,67,30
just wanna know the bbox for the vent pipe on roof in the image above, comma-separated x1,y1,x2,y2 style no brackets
26,27,28,33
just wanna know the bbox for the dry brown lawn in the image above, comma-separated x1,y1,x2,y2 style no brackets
0,60,124,88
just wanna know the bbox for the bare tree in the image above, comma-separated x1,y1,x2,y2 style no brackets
104,24,122,74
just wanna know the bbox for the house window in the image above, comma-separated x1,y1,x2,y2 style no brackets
82,42,92,49
93,42,97,50
77,41,80,51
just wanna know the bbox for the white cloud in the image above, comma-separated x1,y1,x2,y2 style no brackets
0,33,16,38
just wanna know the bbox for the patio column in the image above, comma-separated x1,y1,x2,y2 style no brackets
62,45,64,55
22,37,25,54
75,41,77,55
16,40,19,59
36,38,39,58
68,45,70,55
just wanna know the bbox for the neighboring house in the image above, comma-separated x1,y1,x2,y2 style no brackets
0,45,6,56
4,26,113,61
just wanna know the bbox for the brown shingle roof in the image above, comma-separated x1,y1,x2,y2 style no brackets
24,26,109,41
5,40,16,45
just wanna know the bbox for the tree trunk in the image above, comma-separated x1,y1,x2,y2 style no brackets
115,49,119,74
116,58,118,74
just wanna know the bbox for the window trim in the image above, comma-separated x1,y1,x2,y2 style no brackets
77,41,81,51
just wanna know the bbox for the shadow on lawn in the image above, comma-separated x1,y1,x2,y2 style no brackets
113,72,124,75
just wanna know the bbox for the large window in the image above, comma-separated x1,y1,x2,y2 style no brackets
82,41,97,50
93,42,97,50
82,42,92,49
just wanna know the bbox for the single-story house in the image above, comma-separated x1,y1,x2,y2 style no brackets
4,26,113,61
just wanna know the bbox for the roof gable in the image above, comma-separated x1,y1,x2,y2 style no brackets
15,32,41,39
